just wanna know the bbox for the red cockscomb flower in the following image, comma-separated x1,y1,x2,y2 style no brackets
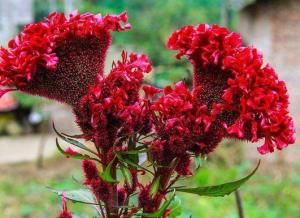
0,11,130,106
167,24,295,154
149,81,222,174
75,51,152,151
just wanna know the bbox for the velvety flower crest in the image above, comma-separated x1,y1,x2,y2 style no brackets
0,11,130,106
167,24,295,154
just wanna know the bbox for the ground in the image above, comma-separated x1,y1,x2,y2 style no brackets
0,146,299,218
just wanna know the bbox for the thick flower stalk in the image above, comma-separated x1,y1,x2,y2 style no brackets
75,51,153,217
0,11,296,218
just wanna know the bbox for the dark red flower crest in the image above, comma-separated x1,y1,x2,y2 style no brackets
0,11,130,106
167,24,295,154
82,159,100,184
82,160,113,204
138,184,165,213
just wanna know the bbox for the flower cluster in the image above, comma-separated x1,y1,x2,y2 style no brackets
148,81,222,175
167,24,295,154
0,11,296,218
75,51,152,153
0,11,130,106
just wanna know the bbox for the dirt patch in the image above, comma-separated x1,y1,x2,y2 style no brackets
0,156,79,181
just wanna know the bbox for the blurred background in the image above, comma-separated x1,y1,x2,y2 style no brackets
0,0,299,217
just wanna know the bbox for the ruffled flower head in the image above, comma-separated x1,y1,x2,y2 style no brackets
149,81,223,174
0,11,130,106
75,51,152,151
167,24,295,154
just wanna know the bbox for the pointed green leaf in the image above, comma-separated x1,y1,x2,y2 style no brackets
99,159,119,183
177,161,260,197
150,177,160,196
56,138,82,159
56,139,100,163
169,196,182,218
50,188,97,205
53,123,98,156
61,132,85,139
115,151,153,175
120,165,133,187
49,187,105,216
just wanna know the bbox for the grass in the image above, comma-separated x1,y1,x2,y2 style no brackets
0,152,299,218
179,160,300,218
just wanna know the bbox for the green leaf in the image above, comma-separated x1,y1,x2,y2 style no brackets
120,165,133,187
115,151,153,175
127,137,140,167
56,139,99,162
50,188,96,205
49,188,103,216
142,190,176,217
132,211,143,218
53,123,98,156
177,161,260,197
169,196,182,218
99,159,119,183
150,177,160,196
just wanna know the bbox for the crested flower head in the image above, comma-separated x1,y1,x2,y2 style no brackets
149,81,223,174
75,51,152,150
167,24,295,154
0,11,130,106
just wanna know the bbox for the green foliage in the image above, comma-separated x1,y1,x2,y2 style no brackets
179,162,300,218
1,158,299,218
53,124,98,156
14,92,42,108
51,188,95,205
79,0,225,86
169,196,183,218
177,161,260,197
0,162,96,217
32,0,231,87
